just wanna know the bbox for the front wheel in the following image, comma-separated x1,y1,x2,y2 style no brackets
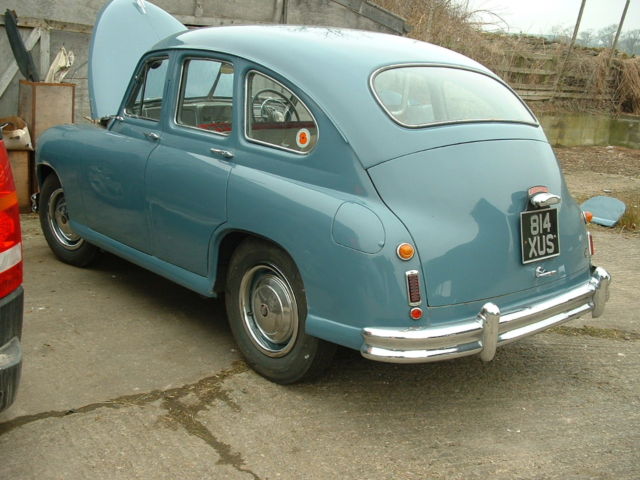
225,239,335,384
39,175,98,267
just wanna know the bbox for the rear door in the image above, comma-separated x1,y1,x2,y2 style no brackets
145,55,235,276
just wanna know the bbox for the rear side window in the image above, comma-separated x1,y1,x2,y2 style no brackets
124,56,169,121
176,58,234,135
372,66,536,127
246,71,318,154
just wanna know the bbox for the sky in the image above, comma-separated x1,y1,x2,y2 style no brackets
465,0,640,35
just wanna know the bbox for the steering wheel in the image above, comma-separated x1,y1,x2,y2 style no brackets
251,89,299,123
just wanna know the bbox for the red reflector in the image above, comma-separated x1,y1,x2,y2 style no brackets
410,307,423,320
0,261,22,298
528,185,548,196
0,205,21,250
588,231,595,256
406,271,421,305
0,139,23,296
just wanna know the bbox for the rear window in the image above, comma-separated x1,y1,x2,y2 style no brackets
371,66,536,127
246,71,318,154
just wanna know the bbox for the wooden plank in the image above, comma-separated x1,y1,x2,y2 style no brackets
520,91,611,101
0,27,42,98
39,28,51,83
504,52,555,61
509,84,556,91
0,17,92,34
175,14,267,26
510,83,588,93
497,67,557,76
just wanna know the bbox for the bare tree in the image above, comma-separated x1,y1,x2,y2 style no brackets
596,24,617,47
578,29,596,47
618,29,640,55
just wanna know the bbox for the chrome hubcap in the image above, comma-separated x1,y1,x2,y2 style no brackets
48,188,83,250
239,264,299,357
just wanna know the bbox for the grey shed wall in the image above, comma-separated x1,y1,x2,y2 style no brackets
0,0,407,122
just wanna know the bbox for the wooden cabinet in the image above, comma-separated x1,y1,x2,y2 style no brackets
18,80,75,147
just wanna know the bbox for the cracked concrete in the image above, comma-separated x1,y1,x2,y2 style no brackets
1,215,638,479
1,362,261,478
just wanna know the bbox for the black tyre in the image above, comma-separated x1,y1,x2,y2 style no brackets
39,175,98,267
225,238,335,384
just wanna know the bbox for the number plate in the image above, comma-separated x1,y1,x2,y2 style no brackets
520,208,560,264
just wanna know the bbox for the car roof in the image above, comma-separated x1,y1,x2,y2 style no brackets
152,26,540,167
153,25,487,74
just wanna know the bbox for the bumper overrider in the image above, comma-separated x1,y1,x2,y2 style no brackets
362,267,611,363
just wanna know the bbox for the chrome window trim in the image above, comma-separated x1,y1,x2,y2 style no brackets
173,56,234,138
369,63,538,129
244,70,319,156
123,55,170,123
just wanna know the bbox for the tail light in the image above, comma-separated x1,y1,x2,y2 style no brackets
0,139,22,297
406,270,421,306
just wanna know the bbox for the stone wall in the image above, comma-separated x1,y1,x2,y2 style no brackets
539,113,640,150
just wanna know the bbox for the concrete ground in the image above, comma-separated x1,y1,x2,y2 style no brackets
0,214,638,480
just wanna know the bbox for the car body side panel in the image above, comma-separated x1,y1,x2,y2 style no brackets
69,220,217,296
36,126,94,226
224,163,421,344
77,119,162,254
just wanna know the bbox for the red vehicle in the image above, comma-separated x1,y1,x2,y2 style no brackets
0,124,23,412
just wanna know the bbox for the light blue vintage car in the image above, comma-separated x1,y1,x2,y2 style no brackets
34,0,610,383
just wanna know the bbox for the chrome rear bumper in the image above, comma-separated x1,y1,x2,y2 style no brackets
361,267,611,364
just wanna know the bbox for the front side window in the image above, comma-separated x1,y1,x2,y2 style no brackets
372,66,536,127
176,58,234,134
124,56,169,121
246,72,318,153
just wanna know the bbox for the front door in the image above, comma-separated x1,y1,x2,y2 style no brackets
81,55,169,253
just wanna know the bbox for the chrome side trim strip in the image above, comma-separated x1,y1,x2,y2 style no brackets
361,266,611,364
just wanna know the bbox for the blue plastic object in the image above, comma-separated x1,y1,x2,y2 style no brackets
581,196,626,227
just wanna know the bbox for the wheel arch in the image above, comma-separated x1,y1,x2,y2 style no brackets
212,229,297,295
36,163,58,188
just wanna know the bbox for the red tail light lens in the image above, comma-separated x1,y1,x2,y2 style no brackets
0,140,22,297
406,270,421,306
587,231,595,256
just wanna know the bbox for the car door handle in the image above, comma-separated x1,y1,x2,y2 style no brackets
210,148,234,160
144,132,160,141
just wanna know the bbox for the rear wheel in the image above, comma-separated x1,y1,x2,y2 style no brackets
39,175,98,267
225,239,335,384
